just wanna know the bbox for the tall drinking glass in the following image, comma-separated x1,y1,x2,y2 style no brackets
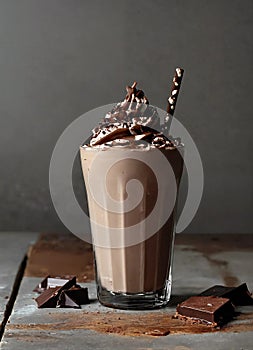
80,143,183,309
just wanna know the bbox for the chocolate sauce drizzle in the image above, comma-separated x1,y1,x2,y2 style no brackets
89,82,181,149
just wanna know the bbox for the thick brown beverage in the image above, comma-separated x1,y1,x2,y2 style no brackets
80,81,184,309
80,144,183,308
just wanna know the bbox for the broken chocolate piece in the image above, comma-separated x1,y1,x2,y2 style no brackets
35,276,76,308
176,296,235,327
35,287,62,308
67,286,89,304
34,275,90,309
33,275,76,293
57,287,89,308
199,283,253,306
57,291,80,309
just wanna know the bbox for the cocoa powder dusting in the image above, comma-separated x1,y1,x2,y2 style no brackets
8,310,253,337
25,233,95,282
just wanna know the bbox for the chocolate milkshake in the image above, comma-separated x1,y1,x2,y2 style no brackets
80,80,184,309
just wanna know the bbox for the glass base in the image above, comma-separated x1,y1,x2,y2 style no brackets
97,282,172,310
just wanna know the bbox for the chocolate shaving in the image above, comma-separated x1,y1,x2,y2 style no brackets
125,81,148,104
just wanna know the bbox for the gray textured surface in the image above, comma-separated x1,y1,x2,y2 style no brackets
3,329,253,350
0,0,253,233
2,328,253,350
0,232,38,323
1,234,253,349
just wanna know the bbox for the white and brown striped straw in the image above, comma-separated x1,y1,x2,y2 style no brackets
164,67,184,134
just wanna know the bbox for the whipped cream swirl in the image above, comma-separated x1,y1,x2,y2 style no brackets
87,82,181,149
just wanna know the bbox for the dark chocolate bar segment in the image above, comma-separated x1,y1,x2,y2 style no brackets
57,287,89,308
35,287,62,308
35,276,76,308
57,291,80,309
199,283,253,306
176,296,235,326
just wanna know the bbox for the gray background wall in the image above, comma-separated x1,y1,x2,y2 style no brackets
0,0,252,233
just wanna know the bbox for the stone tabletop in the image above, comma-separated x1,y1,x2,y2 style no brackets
0,232,252,350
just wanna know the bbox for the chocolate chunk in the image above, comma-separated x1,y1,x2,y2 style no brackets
57,291,80,309
199,283,253,306
35,287,62,308
34,275,90,309
33,275,76,293
57,287,89,308
176,296,235,327
34,276,77,308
